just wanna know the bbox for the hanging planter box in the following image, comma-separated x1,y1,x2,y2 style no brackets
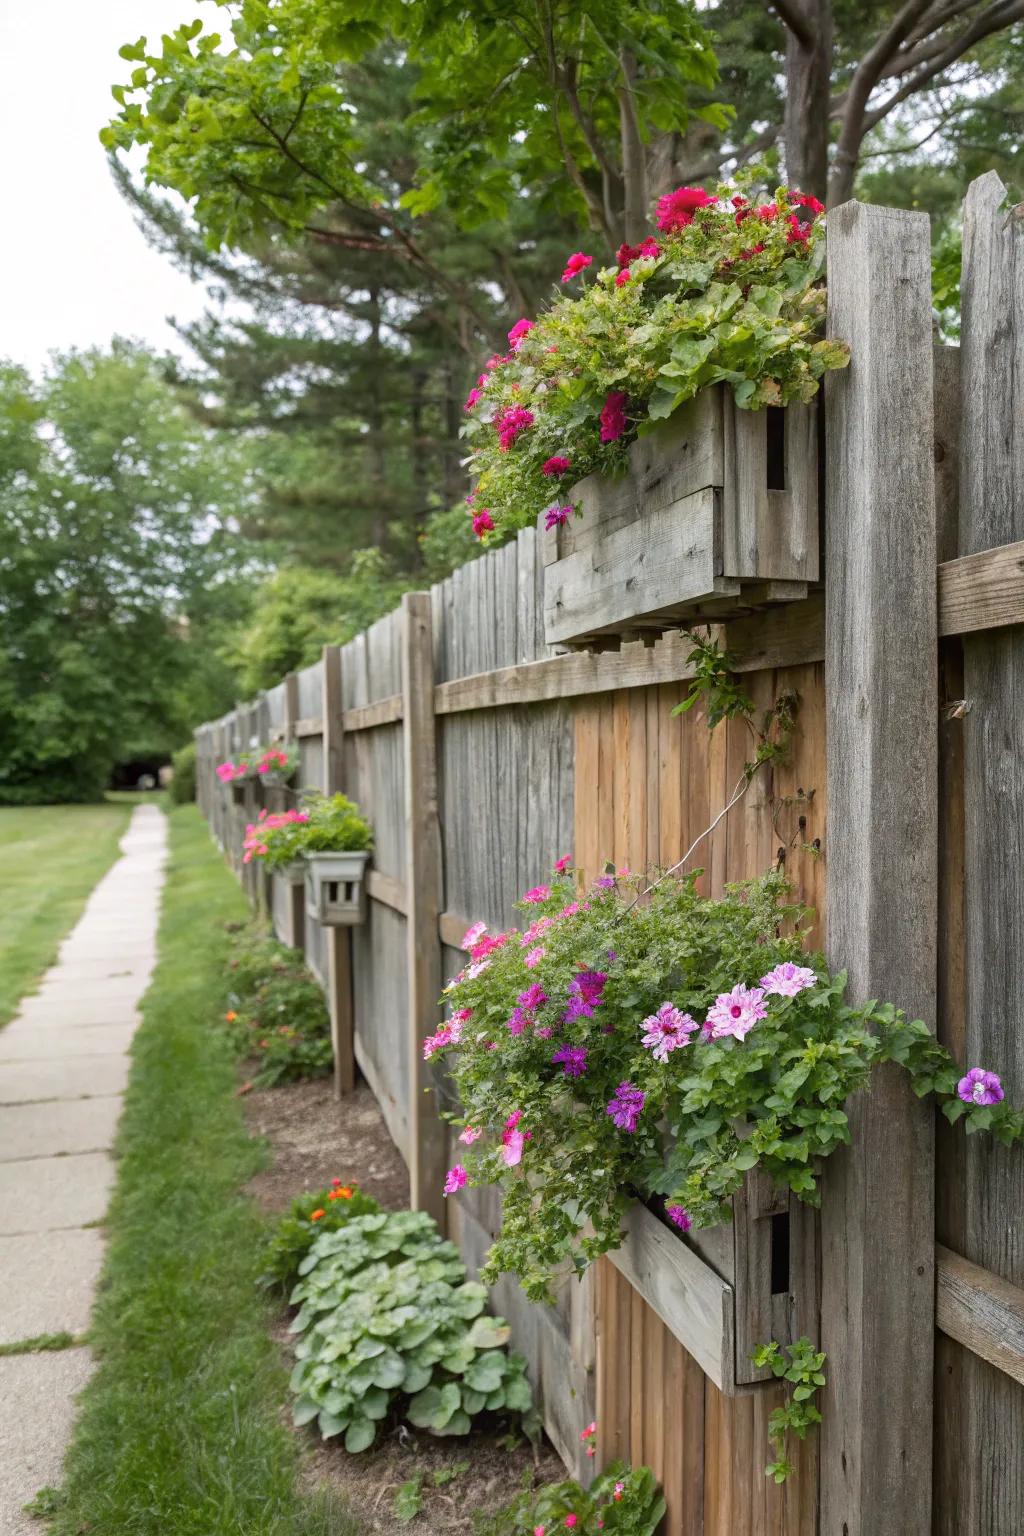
540,386,819,648
304,851,371,927
259,769,292,789
277,858,306,884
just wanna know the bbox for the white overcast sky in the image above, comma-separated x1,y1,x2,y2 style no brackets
0,0,225,377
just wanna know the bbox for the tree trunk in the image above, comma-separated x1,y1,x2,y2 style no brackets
783,0,833,201
619,49,649,244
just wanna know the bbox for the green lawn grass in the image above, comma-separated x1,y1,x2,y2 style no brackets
0,802,133,1026
48,804,356,1536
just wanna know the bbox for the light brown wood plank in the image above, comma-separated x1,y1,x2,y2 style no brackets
366,869,407,917
342,693,404,731
938,539,1024,637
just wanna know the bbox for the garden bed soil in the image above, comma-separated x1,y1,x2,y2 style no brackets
242,1073,565,1533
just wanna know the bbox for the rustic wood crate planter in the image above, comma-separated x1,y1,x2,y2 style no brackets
541,386,818,648
303,850,371,927
258,768,292,789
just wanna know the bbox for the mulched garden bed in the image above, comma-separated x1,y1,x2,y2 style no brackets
242,1073,565,1533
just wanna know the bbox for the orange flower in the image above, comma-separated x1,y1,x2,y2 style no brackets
310,1208,326,1221
224,1011,237,1022
338,1186,353,1199
258,1038,268,1049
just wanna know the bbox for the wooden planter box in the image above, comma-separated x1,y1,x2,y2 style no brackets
304,851,371,927
541,386,819,648
258,768,292,789
276,859,306,884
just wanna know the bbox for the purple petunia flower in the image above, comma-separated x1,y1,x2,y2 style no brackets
957,1067,1004,1106
606,1081,645,1132
517,983,548,1011
544,505,573,530
506,1006,532,1036
666,1205,692,1232
553,1045,588,1078
760,961,817,998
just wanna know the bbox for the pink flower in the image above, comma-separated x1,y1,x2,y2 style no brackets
423,1026,453,1059
760,961,817,998
580,1421,596,1441
613,1481,625,1501
599,390,628,443
738,242,766,261
535,1528,545,1536
506,1007,532,1036
656,186,716,232
501,1129,527,1166
524,946,546,969
542,456,572,477
958,1067,1004,1106
565,1518,578,1530
555,854,572,872
615,268,631,286
544,505,572,531
461,921,487,948
464,387,482,411
495,405,535,451
641,1002,698,1062
508,318,535,350
706,983,768,1041
523,885,550,904
667,1205,692,1232
786,213,811,245
561,251,593,283
443,1165,467,1196
616,238,659,267
216,762,236,783
472,509,495,539
756,202,779,222
791,191,825,216
518,983,548,1010
465,959,491,980
536,1025,553,1039
459,1125,482,1144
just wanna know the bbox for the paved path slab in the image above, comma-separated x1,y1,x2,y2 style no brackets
0,804,166,1528
0,1230,106,1342
0,1097,122,1163
0,1350,95,1534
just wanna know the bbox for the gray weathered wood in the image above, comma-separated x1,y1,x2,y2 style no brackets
342,695,403,732
321,645,354,1095
402,592,446,1226
936,1244,1024,1388
957,168,1024,1536
939,540,1024,637
721,396,818,582
821,199,937,1536
605,1202,736,1392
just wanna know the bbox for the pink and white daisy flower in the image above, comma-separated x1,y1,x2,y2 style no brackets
640,1002,699,1062
760,961,817,998
706,983,768,1041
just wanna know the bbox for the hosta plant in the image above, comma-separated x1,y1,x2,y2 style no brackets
435,865,1021,1302
288,1210,537,1452
462,179,850,539
476,1460,665,1535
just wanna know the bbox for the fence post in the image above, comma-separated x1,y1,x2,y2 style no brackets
322,643,355,1096
282,671,305,953
957,169,1024,1533
821,201,937,1534
401,592,447,1228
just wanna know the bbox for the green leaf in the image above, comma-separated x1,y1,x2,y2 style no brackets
344,1417,377,1453
394,1476,423,1523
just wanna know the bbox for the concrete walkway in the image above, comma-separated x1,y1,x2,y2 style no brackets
0,804,167,1533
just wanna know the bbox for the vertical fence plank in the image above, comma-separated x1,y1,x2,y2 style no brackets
282,670,305,953
957,169,1024,1536
322,644,355,1095
821,200,937,1536
402,592,446,1227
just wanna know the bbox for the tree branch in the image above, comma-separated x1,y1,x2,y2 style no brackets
765,0,815,48
830,0,937,200
862,0,1024,134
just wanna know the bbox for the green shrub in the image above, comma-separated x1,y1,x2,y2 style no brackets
475,1462,665,1535
288,1210,537,1453
170,741,197,804
222,923,333,1087
262,1183,382,1290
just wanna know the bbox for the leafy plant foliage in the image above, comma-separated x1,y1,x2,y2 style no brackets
261,1181,381,1290
475,1460,665,1535
751,1337,827,1483
287,1210,537,1452
222,923,334,1087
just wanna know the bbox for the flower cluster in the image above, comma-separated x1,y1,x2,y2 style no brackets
216,755,253,783
242,807,309,864
462,180,849,540
240,791,373,872
431,864,1021,1302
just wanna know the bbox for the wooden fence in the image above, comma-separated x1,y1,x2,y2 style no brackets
195,173,1024,1535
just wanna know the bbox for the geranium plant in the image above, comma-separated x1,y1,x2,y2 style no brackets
242,792,373,868
255,742,299,781
216,750,258,784
242,808,311,868
434,865,1022,1302
462,180,850,539
477,1457,665,1535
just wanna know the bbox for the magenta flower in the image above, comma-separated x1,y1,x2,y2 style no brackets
606,1081,645,1132
443,1165,467,1196
471,509,495,539
594,874,616,890
461,921,487,949
957,1067,1004,1106
518,983,548,1010
599,391,628,443
542,457,572,478
656,185,716,232
706,983,768,1041
641,1002,699,1062
536,1025,553,1039
561,251,593,282
667,1205,692,1232
573,971,607,1005
760,961,817,998
464,387,482,411
506,1007,532,1036
615,268,631,287
524,946,546,969
555,854,572,872
459,1125,482,1144
423,1025,453,1059
616,237,659,267
501,1112,529,1166
523,885,551,904
552,1045,588,1078
544,505,572,531
508,317,535,350
495,405,535,451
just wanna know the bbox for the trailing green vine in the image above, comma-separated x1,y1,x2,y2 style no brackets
751,1337,827,1483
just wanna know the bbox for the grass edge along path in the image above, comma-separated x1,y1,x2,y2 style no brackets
0,801,133,1027
46,804,353,1536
